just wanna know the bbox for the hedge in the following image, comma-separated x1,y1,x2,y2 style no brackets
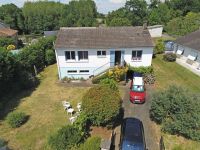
82,85,121,126
79,137,101,150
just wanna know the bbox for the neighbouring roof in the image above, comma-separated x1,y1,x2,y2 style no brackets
44,30,58,37
55,27,154,49
175,29,200,52
0,28,18,37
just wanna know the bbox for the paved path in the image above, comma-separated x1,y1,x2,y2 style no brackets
119,83,160,150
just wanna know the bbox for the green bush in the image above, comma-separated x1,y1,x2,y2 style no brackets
79,137,101,150
48,125,83,150
100,78,119,91
6,112,27,128
74,113,89,137
150,85,200,140
0,138,6,148
82,85,121,126
128,66,153,74
45,49,56,65
163,53,177,62
92,73,108,84
0,37,15,48
154,39,165,55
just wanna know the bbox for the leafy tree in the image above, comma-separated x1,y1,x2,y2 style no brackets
0,4,24,32
82,85,121,126
109,18,131,26
0,37,15,48
166,12,200,36
150,85,200,140
125,0,148,25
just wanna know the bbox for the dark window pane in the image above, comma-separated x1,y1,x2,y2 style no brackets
65,51,70,60
84,51,88,59
78,51,83,60
71,51,75,59
97,51,101,56
80,70,89,73
137,51,142,59
102,51,106,56
68,70,77,73
132,51,136,58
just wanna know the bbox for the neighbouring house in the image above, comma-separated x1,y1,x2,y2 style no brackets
54,27,154,80
174,29,200,70
147,25,163,38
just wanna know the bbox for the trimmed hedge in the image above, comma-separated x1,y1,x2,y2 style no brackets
6,112,27,128
100,78,119,91
82,85,121,126
48,125,83,150
163,53,177,62
150,85,200,140
92,73,108,84
128,66,153,75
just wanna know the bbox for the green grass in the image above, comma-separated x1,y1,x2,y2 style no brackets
153,55,200,149
153,55,200,93
0,64,90,150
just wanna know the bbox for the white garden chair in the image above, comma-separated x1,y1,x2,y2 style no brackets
62,101,71,110
67,108,74,116
69,116,77,124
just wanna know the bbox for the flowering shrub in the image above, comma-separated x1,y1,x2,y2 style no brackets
7,44,16,50
107,66,128,82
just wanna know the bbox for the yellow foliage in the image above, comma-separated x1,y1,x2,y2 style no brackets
107,66,128,82
7,44,16,50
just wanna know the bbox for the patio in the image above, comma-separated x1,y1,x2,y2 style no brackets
176,57,200,77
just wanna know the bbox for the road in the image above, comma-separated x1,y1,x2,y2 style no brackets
114,83,160,150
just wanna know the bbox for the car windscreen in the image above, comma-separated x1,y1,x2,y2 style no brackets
131,85,144,92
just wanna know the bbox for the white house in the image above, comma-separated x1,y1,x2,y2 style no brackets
174,29,200,69
54,27,154,80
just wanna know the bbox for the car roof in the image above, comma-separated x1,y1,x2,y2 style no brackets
133,77,143,86
122,118,145,150
133,72,142,77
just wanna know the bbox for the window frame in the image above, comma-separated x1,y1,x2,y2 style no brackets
132,50,143,61
79,70,90,74
97,50,106,57
65,51,76,61
78,51,88,61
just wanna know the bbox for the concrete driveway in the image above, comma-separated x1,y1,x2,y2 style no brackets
114,83,160,150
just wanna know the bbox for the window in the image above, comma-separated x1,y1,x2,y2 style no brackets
79,70,89,73
65,51,75,60
78,51,88,60
132,50,142,60
67,70,77,73
97,51,106,57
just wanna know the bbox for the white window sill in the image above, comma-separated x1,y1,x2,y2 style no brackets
65,60,76,63
97,56,106,58
78,60,89,63
131,60,142,62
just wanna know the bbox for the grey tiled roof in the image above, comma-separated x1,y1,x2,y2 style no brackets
55,27,154,49
175,29,200,51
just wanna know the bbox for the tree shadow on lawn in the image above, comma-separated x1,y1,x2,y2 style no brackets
0,79,40,120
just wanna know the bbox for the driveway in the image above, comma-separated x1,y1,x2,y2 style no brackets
115,83,160,150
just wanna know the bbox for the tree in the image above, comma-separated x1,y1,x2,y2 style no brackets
166,12,200,36
150,85,200,140
0,4,24,32
109,18,132,26
125,0,148,25
82,85,121,126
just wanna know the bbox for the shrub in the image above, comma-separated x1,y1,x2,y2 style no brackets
107,66,128,82
0,138,6,148
48,125,83,150
79,136,101,150
6,112,27,128
92,73,108,84
0,37,15,47
100,78,119,91
128,66,153,75
163,53,177,62
154,39,165,55
82,85,121,126
74,113,89,137
150,85,200,140
45,49,56,65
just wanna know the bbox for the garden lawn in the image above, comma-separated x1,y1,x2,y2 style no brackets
0,64,89,150
153,55,200,93
153,55,200,150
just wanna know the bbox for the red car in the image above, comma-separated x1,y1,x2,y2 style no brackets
130,73,146,103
